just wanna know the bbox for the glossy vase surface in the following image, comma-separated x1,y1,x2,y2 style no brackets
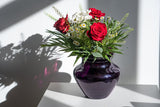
73,57,120,99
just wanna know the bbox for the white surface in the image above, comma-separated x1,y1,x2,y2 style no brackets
137,0,160,85
0,0,15,9
0,82,17,103
38,83,160,107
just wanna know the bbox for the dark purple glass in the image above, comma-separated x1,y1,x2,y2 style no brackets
73,57,120,99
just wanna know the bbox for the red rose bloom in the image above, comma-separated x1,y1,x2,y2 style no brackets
54,15,70,34
87,22,107,41
89,8,105,20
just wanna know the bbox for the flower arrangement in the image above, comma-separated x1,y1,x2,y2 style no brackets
43,7,133,64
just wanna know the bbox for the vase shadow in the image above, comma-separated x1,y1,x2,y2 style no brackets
0,34,71,107
47,83,85,98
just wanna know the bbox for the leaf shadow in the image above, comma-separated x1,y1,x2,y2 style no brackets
0,34,71,107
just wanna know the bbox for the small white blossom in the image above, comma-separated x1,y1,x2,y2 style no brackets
69,27,74,32
100,17,104,20
71,10,92,23
95,17,99,20
115,32,118,36
107,16,111,20
65,33,70,38
73,40,80,46
86,10,91,14
80,23,86,28
75,28,79,32
117,21,120,25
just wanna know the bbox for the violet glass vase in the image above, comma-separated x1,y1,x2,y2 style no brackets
73,57,120,99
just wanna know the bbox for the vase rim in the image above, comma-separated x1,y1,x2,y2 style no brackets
82,57,110,63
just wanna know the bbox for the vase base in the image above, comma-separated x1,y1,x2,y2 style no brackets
76,78,118,99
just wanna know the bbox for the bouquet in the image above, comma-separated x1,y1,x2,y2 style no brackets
43,7,133,64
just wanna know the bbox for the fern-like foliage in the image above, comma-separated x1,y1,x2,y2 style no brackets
42,8,133,65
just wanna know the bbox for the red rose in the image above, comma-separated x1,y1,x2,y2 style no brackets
54,15,70,34
89,8,105,20
87,22,107,41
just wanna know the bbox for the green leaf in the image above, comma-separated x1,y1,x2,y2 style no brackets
97,46,103,53
46,30,64,36
52,6,64,17
41,44,53,47
79,4,83,11
105,55,111,62
68,52,77,57
118,35,128,42
45,12,57,21
111,50,123,54
73,55,80,66
111,43,122,47
120,13,129,24
92,52,103,58
124,28,134,35
60,48,72,52
83,56,89,64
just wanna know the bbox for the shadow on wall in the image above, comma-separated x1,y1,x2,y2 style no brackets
0,34,71,107
0,0,57,31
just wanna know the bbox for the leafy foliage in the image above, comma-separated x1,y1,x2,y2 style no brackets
42,8,133,64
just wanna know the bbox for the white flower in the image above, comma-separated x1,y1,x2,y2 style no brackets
71,10,92,23
80,23,86,28
65,33,70,38
115,32,118,36
100,17,104,20
73,40,80,46
86,10,91,14
75,28,79,32
107,16,111,20
117,21,120,25
69,27,74,32
95,17,99,20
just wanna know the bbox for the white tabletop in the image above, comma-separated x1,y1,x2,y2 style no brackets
38,83,160,107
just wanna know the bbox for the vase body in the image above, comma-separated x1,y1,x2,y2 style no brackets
73,57,120,99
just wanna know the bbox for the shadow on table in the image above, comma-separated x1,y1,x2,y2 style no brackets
131,102,160,107
118,85,160,100
38,96,72,107
47,83,84,98
48,83,160,101
0,34,71,107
